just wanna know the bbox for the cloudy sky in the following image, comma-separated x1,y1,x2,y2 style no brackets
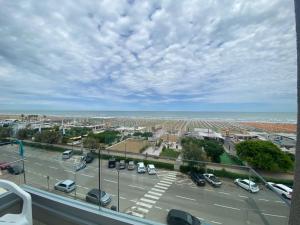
0,0,297,112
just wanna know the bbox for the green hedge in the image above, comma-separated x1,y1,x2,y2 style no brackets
23,142,82,155
180,166,293,186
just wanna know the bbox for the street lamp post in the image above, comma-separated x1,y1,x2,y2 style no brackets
116,162,120,212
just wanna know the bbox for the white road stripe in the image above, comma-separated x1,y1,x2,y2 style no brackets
136,207,149,213
154,185,168,190
176,195,196,201
128,184,145,190
214,204,240,211
120,197,126,200
148,191,163,196
130,212,144,218
157,183,171,187
140,198,156,204
80,173,94,178
204,188,213,192
275,201,285,204
259,198,269,202
218,192,230,195
239,195,248,198
144,194,160,200
197,217,204,221
160,180,173,185
64,170,75,174
155,206,162,210
262,213,287,218
163,177,176,182
136,202,152,209
77,185,89,190
151,188,165,193
104,179,117,183
211,220,222,224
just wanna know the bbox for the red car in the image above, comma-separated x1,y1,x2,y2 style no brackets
0,162,10,170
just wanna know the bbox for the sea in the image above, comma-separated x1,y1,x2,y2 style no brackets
0,111,296,124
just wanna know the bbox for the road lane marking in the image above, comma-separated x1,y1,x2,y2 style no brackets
136,202,152,208
163,177,176,182
204,188,214,192
136,207,149,213
80,173,94,178
130,211,144,218
157,183,171,187
148,191,163,196
144,194,160,200
49,166,58,170
128,185,145,190
130,200,137,203
140,198,156,204
218,191,230,195
262,213,287,218
214,204,240,211
259,198,269,202
154,185,168,190
210,220,222,224
120,196,126,200
275,201,285,204
151,188,166,192
160,180,172,185
239,195,248,198
64,170,75,174
154,206,162,210
176,195,195,201
104,179,117,183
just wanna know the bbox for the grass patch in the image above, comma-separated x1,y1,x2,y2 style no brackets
220,152,244,166
160,148,180,158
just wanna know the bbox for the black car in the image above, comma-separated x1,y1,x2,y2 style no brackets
85,153,95,163
190,172,205,186
118,160,126,169
7,165,24,175
167,209,201,225
108,158,116,168
86,189,112,206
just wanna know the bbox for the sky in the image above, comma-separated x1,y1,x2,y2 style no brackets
0,0,297,112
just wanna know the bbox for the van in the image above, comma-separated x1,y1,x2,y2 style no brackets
62,150,73,160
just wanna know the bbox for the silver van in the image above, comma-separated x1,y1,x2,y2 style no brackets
62,150,73,160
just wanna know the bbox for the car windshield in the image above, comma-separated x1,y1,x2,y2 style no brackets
186,214,193,224
210,176,219,182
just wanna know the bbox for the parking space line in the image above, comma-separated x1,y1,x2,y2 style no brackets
218,191,230,195
211,220,222,224
238,195,248,198
154,206,162,210
80,173,94,178
259,198,269,202
128,184,145,190
262,213,287,218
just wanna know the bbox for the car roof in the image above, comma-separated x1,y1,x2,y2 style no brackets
242,179,255,185
63,150,72,153
138,162,144,165
148,164,155,168
129,161,134,164
275,184,293,191
62,179,74,185
169,209,190,220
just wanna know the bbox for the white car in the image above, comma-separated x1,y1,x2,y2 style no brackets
234,178,259,193
147,164,156,175
267,182,293,199
54,179,76,193
137,162,146,173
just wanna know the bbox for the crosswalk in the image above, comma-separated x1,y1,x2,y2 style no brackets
126,171,177,218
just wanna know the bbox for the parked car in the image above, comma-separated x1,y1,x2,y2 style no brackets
127,161,135,170
108,158,116,168
147,164,157,175
86,188,112,206
267,182,292,199
75,161,86,171
85,153,95,163
167,209,201,225
234,179,259,193
7,165,24,175
54,180,76,193
137,162,146,173
203,173,222,187
118,160,126,169
0,162,10,170
62,150,73,160
190,172,205,186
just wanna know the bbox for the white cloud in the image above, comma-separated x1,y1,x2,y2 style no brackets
0,0,296,111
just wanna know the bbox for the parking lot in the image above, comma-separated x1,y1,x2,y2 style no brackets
0,145,290,225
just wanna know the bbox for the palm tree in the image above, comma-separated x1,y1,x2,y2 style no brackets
289,1,300,224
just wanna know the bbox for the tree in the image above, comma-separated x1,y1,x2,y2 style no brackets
83,137,99,150
0,127,12,140
236,140,293,172
181,138,205,166
34,130,61,144
203,140,224,163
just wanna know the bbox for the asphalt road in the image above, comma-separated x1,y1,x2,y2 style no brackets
0,145,290,225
